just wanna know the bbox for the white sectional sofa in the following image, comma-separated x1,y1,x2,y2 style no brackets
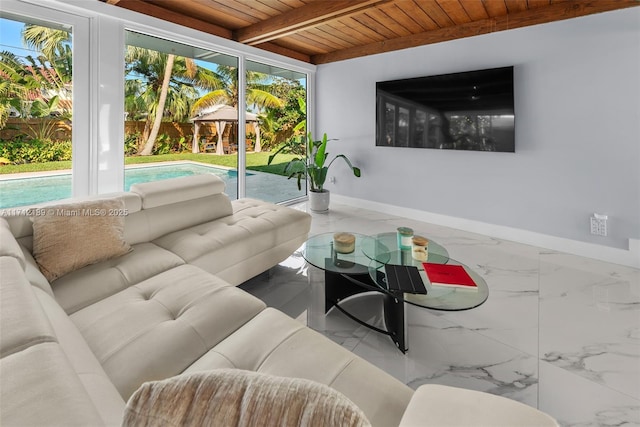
0,174,558,427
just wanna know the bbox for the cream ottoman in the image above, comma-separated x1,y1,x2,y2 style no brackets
399,384,558,426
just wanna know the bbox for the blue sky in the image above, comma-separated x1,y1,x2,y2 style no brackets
0,17,41,59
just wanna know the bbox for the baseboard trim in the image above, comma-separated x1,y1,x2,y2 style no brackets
332,194,640,269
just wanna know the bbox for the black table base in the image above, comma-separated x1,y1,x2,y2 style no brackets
323,259,407,353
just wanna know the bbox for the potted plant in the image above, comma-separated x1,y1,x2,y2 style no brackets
268,132,361,212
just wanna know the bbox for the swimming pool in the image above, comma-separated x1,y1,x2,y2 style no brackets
0,163,244,209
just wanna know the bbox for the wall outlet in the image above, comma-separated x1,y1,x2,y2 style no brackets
590,213,608,236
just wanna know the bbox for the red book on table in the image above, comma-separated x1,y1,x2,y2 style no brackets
422,262,477,289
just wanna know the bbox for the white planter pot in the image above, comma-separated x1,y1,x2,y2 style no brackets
309,190,330,212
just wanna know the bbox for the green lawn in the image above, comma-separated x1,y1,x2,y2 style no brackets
0,160,72,174
0,152,296,176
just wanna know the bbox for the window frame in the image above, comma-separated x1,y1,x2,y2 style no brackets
1,1,91,198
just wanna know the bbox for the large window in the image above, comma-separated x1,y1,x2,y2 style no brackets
122,32,309,204
123,31,243,197
1,1,314,207
0,15,74,209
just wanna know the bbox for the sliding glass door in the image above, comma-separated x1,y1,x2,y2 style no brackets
122,33,309,203
123,31,241,197
244,60,307,203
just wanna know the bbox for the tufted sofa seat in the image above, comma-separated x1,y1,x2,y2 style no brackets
71,264,266,399
153,198,312,285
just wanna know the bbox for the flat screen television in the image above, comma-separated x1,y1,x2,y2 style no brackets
376,66,515,152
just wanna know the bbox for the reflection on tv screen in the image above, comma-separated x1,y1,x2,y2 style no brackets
376,67,515,152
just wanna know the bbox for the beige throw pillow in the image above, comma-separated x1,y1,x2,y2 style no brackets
123,369,371,427
32,198,131,282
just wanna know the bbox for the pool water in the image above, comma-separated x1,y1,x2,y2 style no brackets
0,163,244,209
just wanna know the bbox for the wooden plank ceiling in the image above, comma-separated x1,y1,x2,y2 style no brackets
103,0,638,64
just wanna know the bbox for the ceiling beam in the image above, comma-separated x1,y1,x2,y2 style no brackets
311,0,639,64
254,42,312,63
234,0,392,45
107,0,232,39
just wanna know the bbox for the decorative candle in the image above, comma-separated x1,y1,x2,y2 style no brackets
397,227,414,250
333,232,355,254
411,235,429,261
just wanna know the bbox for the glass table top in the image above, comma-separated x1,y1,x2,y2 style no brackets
368,258,489,311
302,231,489,311
361,232,450,265
303,232,387,275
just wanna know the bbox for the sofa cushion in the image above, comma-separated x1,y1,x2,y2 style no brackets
123,369,371,427
130,173,226,209
1,192,142,241
0,256,107,426
184,308,413,427
123,193,233,245
153,198,311,284
0,343,107,426
20,244,54,296
52,242,185,314
0,256,56,358
33,287,126,426
0,218,26,270
71,265,266,399
32,198,132,282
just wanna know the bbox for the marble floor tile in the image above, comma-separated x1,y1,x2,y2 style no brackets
242,201,640,426
539,362,640,427
539,253,640,401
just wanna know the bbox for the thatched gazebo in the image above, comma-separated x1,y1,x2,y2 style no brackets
191,105,260,155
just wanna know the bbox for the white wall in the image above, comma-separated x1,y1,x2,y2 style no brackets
316,8,640,264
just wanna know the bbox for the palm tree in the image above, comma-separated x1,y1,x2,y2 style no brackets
19,24,72,118
125,46,224,155
190,66,284,154
21,25,70,61
0,51,38,127
0,25,72,132
23,49,72,113
21,24,72,106
191,65,284,114
124,79,147,121
140,53,174,155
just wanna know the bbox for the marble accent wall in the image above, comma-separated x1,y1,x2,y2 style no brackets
240,202,640,426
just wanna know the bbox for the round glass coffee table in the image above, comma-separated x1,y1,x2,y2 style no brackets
302,232,489,353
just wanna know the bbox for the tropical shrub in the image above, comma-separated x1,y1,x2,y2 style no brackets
125,132,141,156
260,80,307,151
152,134,173,155
151,134,189,155
0,137,72,163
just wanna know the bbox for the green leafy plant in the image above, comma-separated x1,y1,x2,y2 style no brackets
152,134,173,155
124,132,141,156
268,132,360,192
150,135,189,155
0,137,71,163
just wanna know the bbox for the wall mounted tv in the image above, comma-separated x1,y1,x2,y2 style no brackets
376,66,515,152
